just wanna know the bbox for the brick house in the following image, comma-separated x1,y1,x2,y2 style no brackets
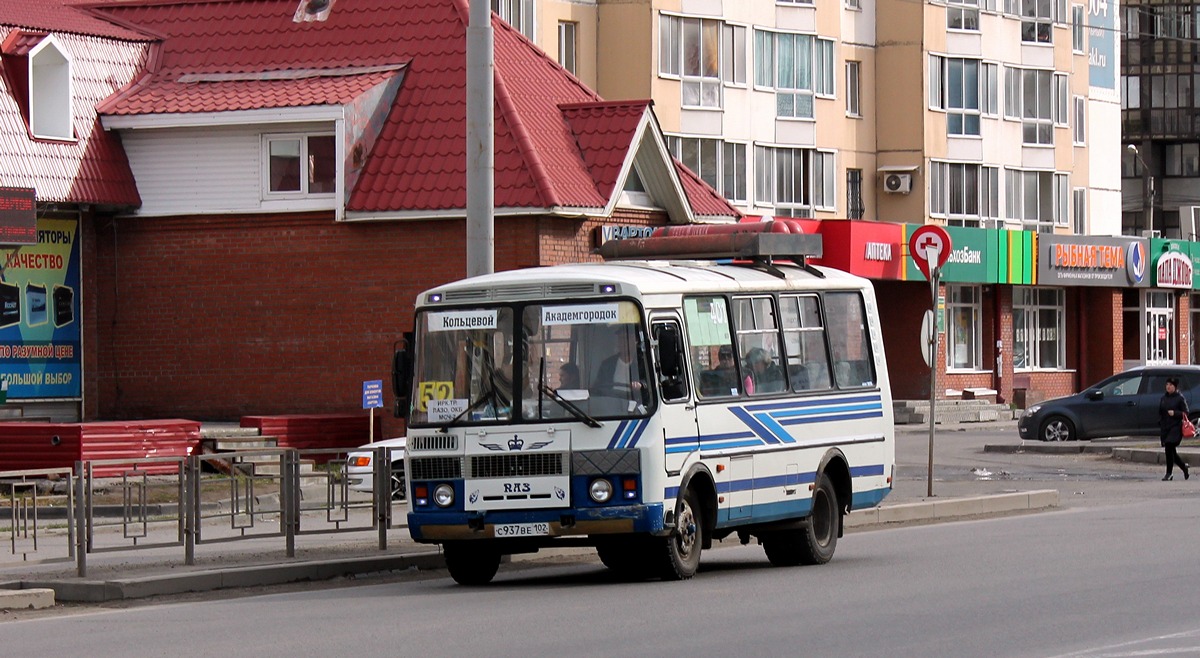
0,0,738,436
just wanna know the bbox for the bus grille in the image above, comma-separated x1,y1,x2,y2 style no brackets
409,457,463,480
471,453,565,478
409,435,458,451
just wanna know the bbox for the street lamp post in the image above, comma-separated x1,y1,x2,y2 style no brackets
1127,144,1155,236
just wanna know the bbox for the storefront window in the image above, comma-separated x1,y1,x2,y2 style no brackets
1013,287,1065,370
946,284,980,370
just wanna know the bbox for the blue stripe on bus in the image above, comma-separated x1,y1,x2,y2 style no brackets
729,407,784,445
777,410,884,426
772,402,884,419
665,431,754,446
606,420,629,449
664,466,887,501
742,393,882,413
625,419,650,448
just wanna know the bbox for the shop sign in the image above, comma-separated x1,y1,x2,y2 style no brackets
903,225,992,283
1154,247,1193,289
940,226,989,282
1037,234,1149,287
593,224,655,247
817,220,903,280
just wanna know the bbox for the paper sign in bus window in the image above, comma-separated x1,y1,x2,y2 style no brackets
428,398,468,422
25,282,46,327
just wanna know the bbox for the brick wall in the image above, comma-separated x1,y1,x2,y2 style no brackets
85,211,667,437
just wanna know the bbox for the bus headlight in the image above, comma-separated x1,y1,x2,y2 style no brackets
589,478,614,504
433,483,455,507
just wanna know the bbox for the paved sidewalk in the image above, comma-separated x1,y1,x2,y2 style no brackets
1,417,1071,606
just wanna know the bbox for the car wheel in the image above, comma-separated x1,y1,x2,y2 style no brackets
390,462,406,501
1040,416,1075,442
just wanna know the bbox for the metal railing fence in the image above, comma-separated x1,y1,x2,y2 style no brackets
0,445,407,577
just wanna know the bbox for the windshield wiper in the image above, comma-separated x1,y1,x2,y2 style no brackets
537,381,602,428
438,360,511,433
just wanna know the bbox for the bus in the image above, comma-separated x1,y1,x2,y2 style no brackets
393,228,894,585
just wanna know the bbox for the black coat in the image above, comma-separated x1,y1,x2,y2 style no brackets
1159,390,1190,445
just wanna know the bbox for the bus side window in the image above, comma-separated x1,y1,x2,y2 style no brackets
825,292,875,389
781,294,831,392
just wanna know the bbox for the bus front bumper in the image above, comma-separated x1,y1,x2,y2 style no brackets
408,503,665,542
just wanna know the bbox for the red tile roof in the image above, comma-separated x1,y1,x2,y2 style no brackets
84,0,739,219
0,1,151,41
0,25,143,206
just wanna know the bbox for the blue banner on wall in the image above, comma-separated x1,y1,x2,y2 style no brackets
0,217,82,399
1088,0,1116,90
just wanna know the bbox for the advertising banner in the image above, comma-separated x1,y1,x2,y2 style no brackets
1150,239,1194,289
1037,234,1149,287
0,217,82,399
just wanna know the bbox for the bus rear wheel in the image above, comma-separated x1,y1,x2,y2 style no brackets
655,488,702,580
762,472,839,567
444,542,501,586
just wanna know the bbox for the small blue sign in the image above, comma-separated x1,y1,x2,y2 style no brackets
362,379,383,409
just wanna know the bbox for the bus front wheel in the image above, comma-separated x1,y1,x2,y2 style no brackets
657,488,702,580
444,542,501,586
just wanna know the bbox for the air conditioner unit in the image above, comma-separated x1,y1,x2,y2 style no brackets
1141,229,1161,239
883,173,912,194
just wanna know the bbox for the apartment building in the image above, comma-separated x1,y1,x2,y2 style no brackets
521,0,1120,232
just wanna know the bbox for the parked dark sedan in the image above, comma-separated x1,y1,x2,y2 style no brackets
1018,365,1200,441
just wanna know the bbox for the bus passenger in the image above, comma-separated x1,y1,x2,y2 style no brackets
558,363,581,390
701,345,739,396
593,331,649,408
745,347,785,394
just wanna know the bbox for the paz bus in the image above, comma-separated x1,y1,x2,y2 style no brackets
393,225,894,585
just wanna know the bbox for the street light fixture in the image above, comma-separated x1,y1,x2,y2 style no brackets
1127,144,1155,236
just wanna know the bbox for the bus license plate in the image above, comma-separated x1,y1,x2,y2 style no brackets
494,522,550,538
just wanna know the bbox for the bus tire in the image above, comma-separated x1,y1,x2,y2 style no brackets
763,472,840,567
444,542,501,586
656,488,702,580
797,472,839,565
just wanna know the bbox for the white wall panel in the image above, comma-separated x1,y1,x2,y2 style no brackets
119,122,335,217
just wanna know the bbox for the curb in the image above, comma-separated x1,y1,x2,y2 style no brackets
0,587,55,610
2,552,446,603
845,489,1059,528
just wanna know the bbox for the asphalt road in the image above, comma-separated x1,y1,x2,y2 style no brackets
3,493,1198,657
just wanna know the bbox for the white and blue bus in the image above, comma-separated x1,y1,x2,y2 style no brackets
394,230,894,584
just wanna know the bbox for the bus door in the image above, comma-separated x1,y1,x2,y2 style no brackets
651,316,698,474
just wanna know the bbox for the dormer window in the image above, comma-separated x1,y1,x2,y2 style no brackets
29,36,73,141
263,133,336,197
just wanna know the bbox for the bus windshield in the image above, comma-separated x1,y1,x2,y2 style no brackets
409,300,652,426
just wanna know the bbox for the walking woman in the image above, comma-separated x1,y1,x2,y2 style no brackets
1158,376,1190,481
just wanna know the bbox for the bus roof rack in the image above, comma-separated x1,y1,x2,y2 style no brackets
597,231,823,278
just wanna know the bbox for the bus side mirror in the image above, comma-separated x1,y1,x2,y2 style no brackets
392,333,414,418
654,323,687,400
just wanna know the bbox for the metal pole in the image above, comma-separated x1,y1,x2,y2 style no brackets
466,0,495,276
75,460,86,577
185,456,196,566
376,446,388,551
927,267,940,498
